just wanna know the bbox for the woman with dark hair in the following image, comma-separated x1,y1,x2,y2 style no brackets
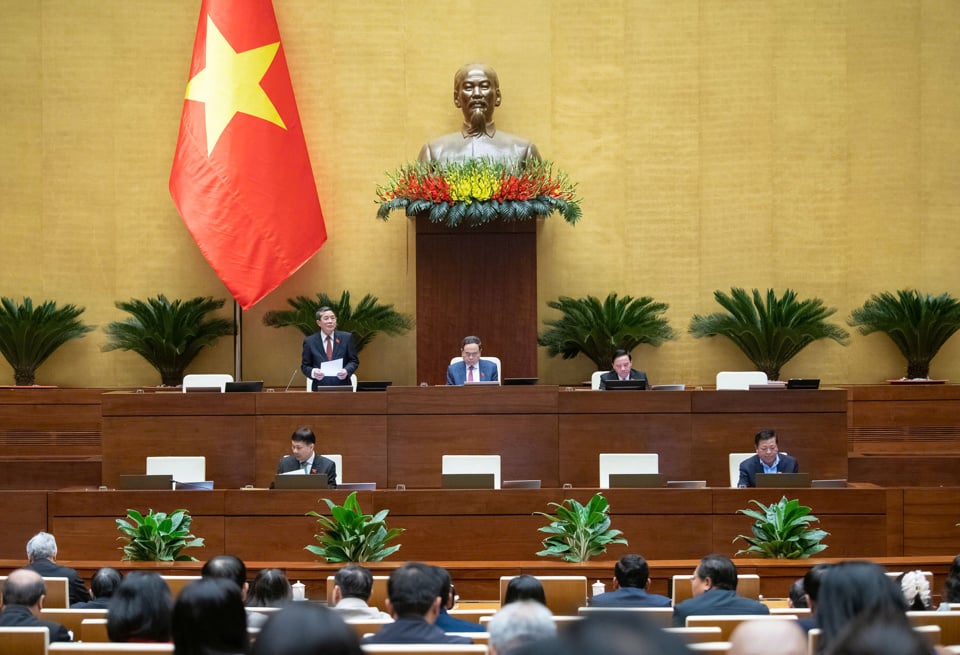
942,554,960,607
816,561,908,653
246,568,292,607
172,578,248,655
504,575,546,606
251,603,362,655
107,572,174,643
823,614,933,655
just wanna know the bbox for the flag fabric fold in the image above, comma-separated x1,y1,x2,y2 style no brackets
170,0,326,310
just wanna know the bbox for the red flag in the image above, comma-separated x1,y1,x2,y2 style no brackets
169,0,326,310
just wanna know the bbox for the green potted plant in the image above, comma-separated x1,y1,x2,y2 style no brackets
537,293,676,370
848,289,960,380
306,491,404,563
688,287,849,381
263,291,413,352
101,295,232,386
733,496,828,559
534,493,628,563
116,508,205,561
0,297,94,386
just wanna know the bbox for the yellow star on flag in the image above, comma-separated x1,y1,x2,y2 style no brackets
185,16,286,155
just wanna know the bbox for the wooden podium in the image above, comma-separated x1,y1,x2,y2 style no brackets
415,215,540,385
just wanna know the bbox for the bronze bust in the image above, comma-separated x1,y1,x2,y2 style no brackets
418,63,541,164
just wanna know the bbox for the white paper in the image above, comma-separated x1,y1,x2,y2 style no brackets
320,358,343,377
280,469,306,476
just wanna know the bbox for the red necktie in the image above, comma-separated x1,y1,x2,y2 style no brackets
468,366,475,382
326,336,333,360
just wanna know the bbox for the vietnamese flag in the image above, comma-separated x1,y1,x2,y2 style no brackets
169,0,326,310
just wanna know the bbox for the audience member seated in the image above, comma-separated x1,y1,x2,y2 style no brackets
822,614,942,655
729,618,806,655
331,565,391,621
72,567,122,609
24,531,88,606
0,569,72,642
787,577,807,609
106,571,173,643
251,603,362,655
939,554,960,610
247,568,292,609
817,560,910,654
672,554,770,626
433,566,483,633
737,429,799,488
172,578,249,655
488,600,556,655
798,563,831,633
589,554,671,608
361,562,471,645
512,611,691,655
504,575,546,606
899,570,933,611
202,554,267,629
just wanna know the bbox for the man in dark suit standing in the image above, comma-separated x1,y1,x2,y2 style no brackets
446,336,498,385
301,306,359,389
0,569,72,641
599,349,649,390
24,531,88,606
672,555,769,626
589,554,671,608
737,429,800,488
275,427,337,487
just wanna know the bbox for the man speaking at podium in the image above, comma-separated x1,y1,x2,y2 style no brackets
301,306,359,389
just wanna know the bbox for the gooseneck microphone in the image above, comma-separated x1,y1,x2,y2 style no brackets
283,367,299,392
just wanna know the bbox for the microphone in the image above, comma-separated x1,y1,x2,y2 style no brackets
284,368,300,392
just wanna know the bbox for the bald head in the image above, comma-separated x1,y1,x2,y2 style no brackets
2,568,46,608
729,620,805,655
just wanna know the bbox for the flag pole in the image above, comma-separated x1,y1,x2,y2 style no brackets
234,301,242,381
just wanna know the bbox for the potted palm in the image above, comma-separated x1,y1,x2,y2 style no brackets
848,289,960,380
537,293,676,370
688,288,849,381
535,493,628,562
733,496,828,559
101,295,233,386
263,291,413,352
0,297,94,386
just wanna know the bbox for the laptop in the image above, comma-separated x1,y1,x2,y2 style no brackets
666,480,707,488
755,473,811,488
336,482,377,490
119,474,173,490
651,384,685,391
603,379,648,391
463,380,499,386
441,473,496,489
310,385,354,392
356,381,392,392
811,478,847,488
787,378,820,390
224,380,264,392
273,474,330,489
174,480,214,490
502,378,538,386
608,473,664,488
502,479,542,489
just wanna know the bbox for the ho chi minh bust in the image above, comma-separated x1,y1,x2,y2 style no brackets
418,63,541,165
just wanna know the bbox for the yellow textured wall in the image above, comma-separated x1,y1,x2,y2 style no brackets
0,0,957,387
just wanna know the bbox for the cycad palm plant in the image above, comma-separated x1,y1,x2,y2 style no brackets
848,289,960,379
102,295,233,386
537,293,676,370
0,297,94,385
262,291,413,352
688,288,849,381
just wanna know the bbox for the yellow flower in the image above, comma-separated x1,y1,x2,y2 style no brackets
446,167,501,202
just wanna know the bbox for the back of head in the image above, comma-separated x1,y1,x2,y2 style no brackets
488,600,556,655
788,578,807,608
334,565,374,601
513,612,690,655
803,563,832,608
247,568,292,607
252,603,361,655
729,619,806,655
26,531,57,561
944,553,960,603
823,614,931,655
818,561,908,650
2,569,45,607
504,575,546,605
614,554,650,588
202,554,248,591
387,562,439,618
107,571,173,643
91,567,122,599
173,578,248,655
698,554,738,591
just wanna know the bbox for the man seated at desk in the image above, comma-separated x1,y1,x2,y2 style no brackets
599,349,649,390
446,336,498,385
738,429,799,488
275,427,337,487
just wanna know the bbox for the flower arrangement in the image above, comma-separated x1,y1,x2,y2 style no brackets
376,158,581,227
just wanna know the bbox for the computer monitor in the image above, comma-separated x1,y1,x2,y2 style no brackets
224,380,264,392
603,379,648,391
273,474,330,489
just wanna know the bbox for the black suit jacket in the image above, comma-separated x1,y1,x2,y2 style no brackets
589,586,672,607
26,558,88,606
301,330,359,389
672,589,770,626
0,604,72,642
362,617,473,644
276,454,337,487
737,453,800,488
599,369,649,390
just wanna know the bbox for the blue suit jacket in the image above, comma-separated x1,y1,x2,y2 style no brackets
362,617,473,644
672,589,770,626
589,586,671,608
446,359,498,385
301,330,359,389
737,453,800,488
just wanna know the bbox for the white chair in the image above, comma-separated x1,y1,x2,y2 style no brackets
599,453,659,488
716,371,768,390
449,356,502,385
729,453,755,487
442,455,501,489
306,374,358,391
321,453,343,486
181,373,233,392
146,456,206,483
590,371,609,390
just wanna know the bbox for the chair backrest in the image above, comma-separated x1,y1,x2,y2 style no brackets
908,610,960,647
599,453,659,488
146,456,206,482
361,646,488,655
447,609,498,624
590,371,609,390
182,373,233,392
578,606,674,627
716,371,768,390
685,615,797,640
160,575,202,598
664,626,725,644
321,453,343,485
81,617,110,642
442,455,501,489
450,356,502,385
0,575,69,609
306,373,358,391
728,453,755,487
49,644,175,654
0,627,49,655
687,643,732,653
326,574,389,610
345,619,392,637
41,608,108,635
499,576,587,616
672,574,760,606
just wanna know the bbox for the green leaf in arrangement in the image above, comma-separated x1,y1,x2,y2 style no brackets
306,491,404,563
732,496,829,559
116,508,204,562
534,493,628,563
